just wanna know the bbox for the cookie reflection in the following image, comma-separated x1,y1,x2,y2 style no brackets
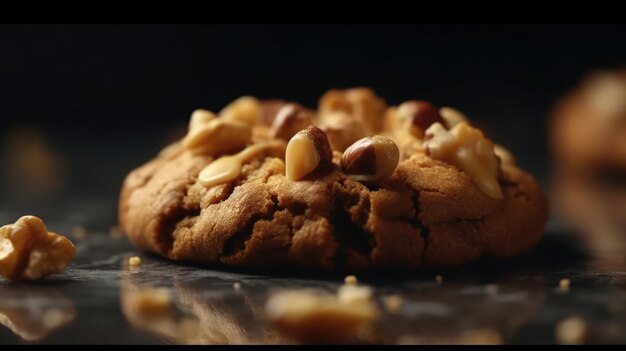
0,285,76,342
552,173,626,269
119,260,549,345
119,268,284,344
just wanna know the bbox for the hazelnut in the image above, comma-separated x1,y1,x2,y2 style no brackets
0,216,76,281
341,136,400,184
270,103,313,140
219,96,260,126
258,99,288,125
439,106,469,129
285,126,332,181
182,117,252,156
397,100,445,136
424,122,503,200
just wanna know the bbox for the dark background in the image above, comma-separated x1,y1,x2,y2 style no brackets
2,24,626,215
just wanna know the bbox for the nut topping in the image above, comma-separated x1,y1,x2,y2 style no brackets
285,126,332,181
182,115,252,156
424,122,503,199
219,96,261,126
270,103,313,140
198,140,286,188
439,106,469,129
397,100,445,136
341,136,399,184
0,216,76,281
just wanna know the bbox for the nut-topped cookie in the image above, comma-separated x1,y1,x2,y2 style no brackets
119,88,548,272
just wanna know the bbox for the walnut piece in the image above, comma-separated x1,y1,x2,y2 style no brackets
0,216,76,281
424,122,503,200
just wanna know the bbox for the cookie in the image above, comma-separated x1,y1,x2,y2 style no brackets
550,68,626,176
119,88,548,272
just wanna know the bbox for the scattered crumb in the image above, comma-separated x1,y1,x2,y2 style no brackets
233,282,241,290
556,316,587,345
344,275,358,285
129,256,142,267
435,275,444,284
109,225,123,239
382,295,403,313
461,328,503,345
559,278,571,290
131,288,172,316
265,286,378,344
71,225,87,240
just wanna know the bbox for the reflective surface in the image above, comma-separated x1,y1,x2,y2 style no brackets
0,210,623,344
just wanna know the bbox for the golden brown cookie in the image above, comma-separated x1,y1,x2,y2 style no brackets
119,88,548,272
550,68,626,175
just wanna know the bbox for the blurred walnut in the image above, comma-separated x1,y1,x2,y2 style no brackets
318,111,369,152
0,216,76,281
319,87,387,134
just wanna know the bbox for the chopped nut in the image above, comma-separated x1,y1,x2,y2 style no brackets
0,216,76,281
556,316,587,345
198,140,286,188
424,122,503,200
344,275,358,285
265,287,378,344
182,111,252,156
70,225,86,240
382,295,403,313
559,278,571,290
319,111,369,152
129,256,142,267
494,144,516,165
189,109,216,130
435,275,444,284
319,88,387,133
270,103,313,140
341,135,399,184
439,106,469,129
219,96,261,126
258,99,288,125
285,126,332,181
396,100,445,137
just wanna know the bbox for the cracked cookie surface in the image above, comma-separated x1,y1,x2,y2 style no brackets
119,143,548,272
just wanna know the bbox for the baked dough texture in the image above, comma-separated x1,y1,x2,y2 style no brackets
119,90,548,272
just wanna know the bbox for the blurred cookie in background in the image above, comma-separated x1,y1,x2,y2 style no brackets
550,68,626,177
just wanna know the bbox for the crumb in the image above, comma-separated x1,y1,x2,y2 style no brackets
71,225,87,240
559,278,571,290
109,225,123,239
382,295,403,313
129,256,142,267
233,282,241,290
556,316,587,345
435,275,444,284
461,328,503,345
344,275,358,285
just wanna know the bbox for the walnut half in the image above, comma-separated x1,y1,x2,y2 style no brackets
0,216,76,281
